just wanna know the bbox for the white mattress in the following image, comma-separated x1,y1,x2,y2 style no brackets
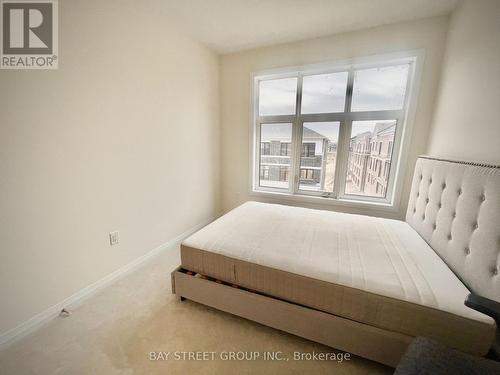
183,201,493,325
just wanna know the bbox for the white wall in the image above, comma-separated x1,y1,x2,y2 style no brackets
427,0,500,164
220,16,449,219
0,0,220,335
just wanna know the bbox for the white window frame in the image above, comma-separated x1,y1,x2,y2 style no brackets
249,50,425,212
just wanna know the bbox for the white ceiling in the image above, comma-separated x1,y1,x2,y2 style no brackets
161,0,459,54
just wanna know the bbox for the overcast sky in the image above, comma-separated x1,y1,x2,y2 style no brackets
259,64,409,117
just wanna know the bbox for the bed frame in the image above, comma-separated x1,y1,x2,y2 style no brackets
171,266,412,367
171,156,500,367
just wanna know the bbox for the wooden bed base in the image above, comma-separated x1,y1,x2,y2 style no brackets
171,266,413,367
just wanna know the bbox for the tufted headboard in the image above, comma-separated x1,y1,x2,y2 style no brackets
406,156,500,302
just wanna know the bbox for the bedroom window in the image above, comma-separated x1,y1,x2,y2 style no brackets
252,52,422,207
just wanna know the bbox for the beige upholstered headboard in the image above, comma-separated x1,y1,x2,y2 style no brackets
406,156,500,302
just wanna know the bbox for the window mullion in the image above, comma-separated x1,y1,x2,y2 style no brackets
291,74,303,194
254,120,262,190
300,113,345,122
349,110,403,121
333,69,354,199
344,70,354,113
258,115,296,123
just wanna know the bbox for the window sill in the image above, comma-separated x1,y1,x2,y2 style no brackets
249,189,400,213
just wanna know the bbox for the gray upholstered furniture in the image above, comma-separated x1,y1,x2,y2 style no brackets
172,155,500,367
395,337,500,375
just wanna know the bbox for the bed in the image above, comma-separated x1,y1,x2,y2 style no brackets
171,156,500,366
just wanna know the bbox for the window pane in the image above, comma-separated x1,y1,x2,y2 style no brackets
301,72,348,114
299,122,340,192
259,78,297,116
345,120,397,198
259,123,292,189
351,65,409,112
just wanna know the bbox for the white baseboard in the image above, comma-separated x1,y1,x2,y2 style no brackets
0,217,214,350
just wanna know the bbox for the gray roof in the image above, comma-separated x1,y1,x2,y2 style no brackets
303,127,327,139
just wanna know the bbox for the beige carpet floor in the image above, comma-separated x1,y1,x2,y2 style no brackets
0,244,392,375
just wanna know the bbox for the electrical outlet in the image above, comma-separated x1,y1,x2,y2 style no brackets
109,231,120,246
